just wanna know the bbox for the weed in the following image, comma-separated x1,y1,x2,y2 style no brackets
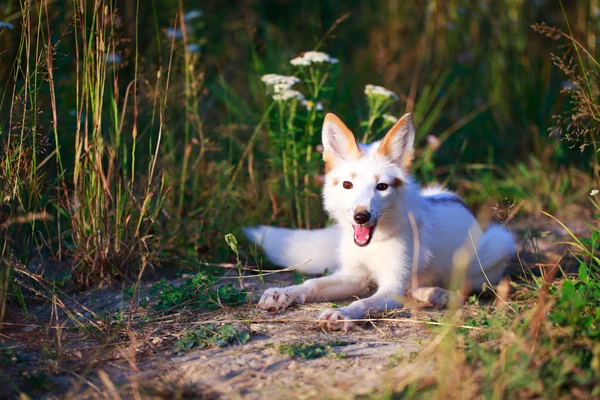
175,324,250,352
291,271,305,284
278,340,349,360
149,272,247,312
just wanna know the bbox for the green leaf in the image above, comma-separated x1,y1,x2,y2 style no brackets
578,263,589,281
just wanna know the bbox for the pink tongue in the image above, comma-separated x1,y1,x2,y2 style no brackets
353,225,372,246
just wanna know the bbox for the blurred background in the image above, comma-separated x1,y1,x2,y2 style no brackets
0,0,598,289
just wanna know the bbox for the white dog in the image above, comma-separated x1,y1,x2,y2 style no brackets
244,113,514,329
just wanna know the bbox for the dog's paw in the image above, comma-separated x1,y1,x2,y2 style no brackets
424,287,449,309
318,308,354,331
258,287,305,310
410,286,460,309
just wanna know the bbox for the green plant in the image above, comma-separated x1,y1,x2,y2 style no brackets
278,340,349,360
175,324,250,352
261,52,338,228
149,272,246,312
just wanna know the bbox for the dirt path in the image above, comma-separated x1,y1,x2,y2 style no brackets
1,215,583,399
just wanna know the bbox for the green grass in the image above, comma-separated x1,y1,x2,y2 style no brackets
0,0,599,398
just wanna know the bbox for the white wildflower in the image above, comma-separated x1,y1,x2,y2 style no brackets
272,90,305,102
383,114,398,123
290,51,339,67
106,53,122,64
0,21,14,29
290,56,311,66
300,51,338,64
273,83,295,93
261,74,300,86
365,84,399,100
302,100,323,111
590,189,599,196
184,9,203,21
186,44,202,53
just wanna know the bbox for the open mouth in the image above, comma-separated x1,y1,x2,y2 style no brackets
352,224,376,247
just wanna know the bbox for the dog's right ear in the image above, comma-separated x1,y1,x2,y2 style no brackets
322,113,362,173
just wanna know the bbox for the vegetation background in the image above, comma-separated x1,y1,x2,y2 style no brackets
1,0,599,398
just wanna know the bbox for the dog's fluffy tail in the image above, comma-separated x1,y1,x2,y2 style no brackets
243,225,340,275
467,224,516,290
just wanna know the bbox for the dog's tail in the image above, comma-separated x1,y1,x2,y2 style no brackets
466,224,516,290
243,225,340,275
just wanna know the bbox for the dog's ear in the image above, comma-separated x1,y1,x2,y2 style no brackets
377,113,415,171
322,113,362,173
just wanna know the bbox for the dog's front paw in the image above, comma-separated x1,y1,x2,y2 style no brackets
318,308,354,331
258,287,305,310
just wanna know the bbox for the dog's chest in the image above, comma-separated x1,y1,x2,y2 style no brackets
342,236,410,281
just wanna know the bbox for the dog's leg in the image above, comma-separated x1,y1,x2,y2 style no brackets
318,287,402,330
409,286,463,309
258,272,370,311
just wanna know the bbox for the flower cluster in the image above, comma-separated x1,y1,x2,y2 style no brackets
261,74,300,87
365,84,399,100
272,90,306,102
290,51,338,66
262,74,307,102
261,70,326,110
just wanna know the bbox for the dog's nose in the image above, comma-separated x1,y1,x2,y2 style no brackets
353,211,371,225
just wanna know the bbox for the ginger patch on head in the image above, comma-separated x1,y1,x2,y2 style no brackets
391,178,403,188
323,151,336,174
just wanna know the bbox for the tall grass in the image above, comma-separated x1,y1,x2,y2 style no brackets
0,0,597,322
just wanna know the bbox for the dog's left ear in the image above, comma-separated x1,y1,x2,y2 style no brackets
377,113,415,171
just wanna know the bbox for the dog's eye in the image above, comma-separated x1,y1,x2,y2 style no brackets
376,183,389,191
343,181,353,189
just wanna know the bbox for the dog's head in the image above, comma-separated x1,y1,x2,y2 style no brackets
321,113,415,247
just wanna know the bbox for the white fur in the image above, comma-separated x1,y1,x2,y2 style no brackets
246,113,515,330
242,225,340,275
